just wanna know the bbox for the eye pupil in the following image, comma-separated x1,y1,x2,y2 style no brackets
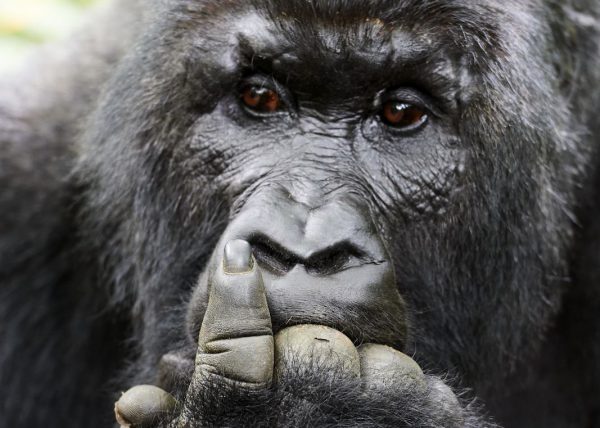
241,86,281,113
382,101,426,128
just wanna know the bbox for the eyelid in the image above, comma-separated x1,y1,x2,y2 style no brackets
379,88,442,118
239,74,275,89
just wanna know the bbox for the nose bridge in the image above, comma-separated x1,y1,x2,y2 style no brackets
234,158,351,215
287,129,356,194
272,169,376,243
282,175,341,212
226,129,358,215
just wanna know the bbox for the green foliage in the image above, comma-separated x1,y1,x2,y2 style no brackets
0,0,102,70
74,0,101,5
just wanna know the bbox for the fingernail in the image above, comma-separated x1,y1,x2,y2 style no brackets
223,240,253,274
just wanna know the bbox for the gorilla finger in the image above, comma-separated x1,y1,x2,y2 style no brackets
114,385,178,428
196,239,274,386
274,324,360,382
428,377,462,412
357,343,426,390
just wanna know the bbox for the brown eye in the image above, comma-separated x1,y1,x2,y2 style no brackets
382,101,427,129
241,85,281,113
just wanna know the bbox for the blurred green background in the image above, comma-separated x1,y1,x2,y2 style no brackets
0,0,102,70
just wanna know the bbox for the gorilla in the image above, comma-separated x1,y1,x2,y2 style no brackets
1,0,600,426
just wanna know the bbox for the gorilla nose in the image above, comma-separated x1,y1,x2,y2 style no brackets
248,234,366,276
218,190,392,276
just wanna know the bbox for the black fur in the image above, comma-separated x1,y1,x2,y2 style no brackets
1,0,600,427
173,360,490,428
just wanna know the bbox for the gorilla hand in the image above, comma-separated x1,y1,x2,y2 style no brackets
115,241,473,428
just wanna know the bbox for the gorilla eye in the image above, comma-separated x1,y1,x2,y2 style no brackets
381,101,428,130
241,85,281,113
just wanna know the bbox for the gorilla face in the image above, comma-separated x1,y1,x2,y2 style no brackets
179,6,467,354
81,0,581,401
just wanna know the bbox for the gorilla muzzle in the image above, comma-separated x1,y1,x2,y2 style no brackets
188,184,408,348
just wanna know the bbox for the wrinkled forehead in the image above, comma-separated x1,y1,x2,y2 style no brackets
164,0,507,99
195,0,501,84
205,0,501,58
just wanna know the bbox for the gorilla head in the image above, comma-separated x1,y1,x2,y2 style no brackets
2,0,599,427
84,0,576,381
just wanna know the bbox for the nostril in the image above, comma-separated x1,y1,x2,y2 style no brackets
248,235,367,276
249,236,299,275
304,242,365,276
